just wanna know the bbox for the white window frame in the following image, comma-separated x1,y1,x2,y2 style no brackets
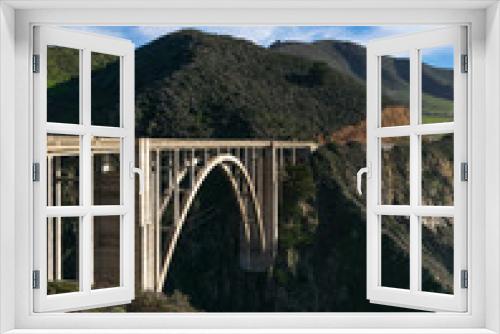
0,1,499,333
32,26,135,312
365,26,468,312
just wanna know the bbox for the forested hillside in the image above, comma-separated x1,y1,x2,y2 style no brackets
49,29,454,312
133,30,369,140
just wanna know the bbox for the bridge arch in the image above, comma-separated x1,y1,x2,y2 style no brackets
156,154,266,292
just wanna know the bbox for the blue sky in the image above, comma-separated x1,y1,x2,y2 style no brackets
70,25,453,68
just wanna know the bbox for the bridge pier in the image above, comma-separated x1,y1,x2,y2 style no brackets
240,145,278,271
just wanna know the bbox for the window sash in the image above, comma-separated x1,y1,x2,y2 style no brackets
366,26,468,312
32,26,135,312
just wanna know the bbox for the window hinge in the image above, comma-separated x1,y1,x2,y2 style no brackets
32,54,40,73
461,162,468,182
33,162,40,182
32,270,40,289
461,54,468,73
461,269,468,289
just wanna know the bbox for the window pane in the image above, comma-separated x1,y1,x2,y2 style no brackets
381,215,410,289
421,134,453,206
421,46,454,124
421,217,454,294
381,52,410,127
381,137,410,205
92,137,121,205
47,217,79,295
47,134,80,206
91,52,120,127
92,216,121,289
47,46,80,124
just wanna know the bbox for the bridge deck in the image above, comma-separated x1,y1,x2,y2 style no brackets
137,138,318,151
47,137,318,156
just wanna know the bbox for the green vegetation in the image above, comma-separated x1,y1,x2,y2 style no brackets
83,291,198,313
422,94,453,123
47,46,117,88
281,164,315,224
48,280,198,312
48,280,79,295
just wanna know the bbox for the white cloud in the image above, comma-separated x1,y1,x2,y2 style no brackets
135,26,183,41
312,25,439,46
197,25,439,47
205,26,280,46
67,25,446,49
65,26,129,40
134,26,280,46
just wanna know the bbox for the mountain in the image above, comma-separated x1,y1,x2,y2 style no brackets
270,40,367,83
133,30,367,140
271,39,454,122
48,32,454,133
48,30,367,139
48,29,454,312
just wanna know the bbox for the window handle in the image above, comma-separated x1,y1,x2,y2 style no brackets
356,163,371,195
130,162,145,195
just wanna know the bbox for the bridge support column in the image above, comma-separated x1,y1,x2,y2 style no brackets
138,138,156,291
154,149,161,292
240,145,278,271
239,147,253,270
264,144,279,261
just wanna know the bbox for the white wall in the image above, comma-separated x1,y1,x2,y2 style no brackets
0,2,16,333
485,2,500,333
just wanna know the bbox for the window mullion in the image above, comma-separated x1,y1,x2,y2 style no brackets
409,48,421,293
81,48,92,294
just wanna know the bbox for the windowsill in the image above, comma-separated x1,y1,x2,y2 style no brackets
3,328,497,334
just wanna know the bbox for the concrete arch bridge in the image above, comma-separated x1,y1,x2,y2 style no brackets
137,139,317,292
